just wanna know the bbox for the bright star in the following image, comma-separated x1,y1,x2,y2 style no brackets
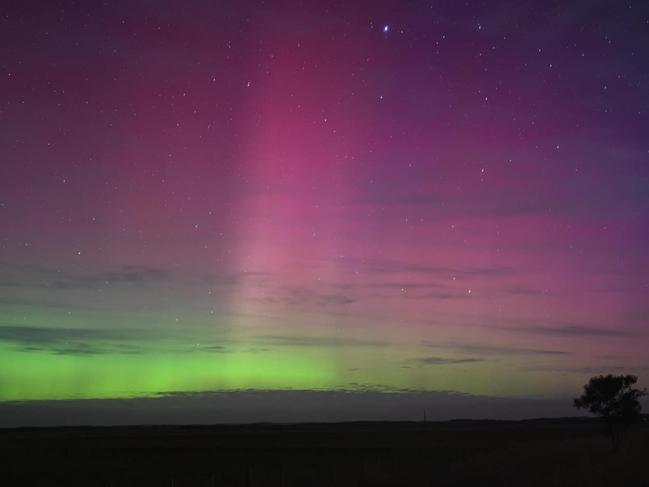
383,25,389,33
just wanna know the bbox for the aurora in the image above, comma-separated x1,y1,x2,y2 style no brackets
1,0,648,422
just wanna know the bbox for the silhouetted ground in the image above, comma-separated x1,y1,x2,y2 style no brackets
1,418,648,486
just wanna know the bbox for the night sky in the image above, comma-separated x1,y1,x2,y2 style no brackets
1,0,648,423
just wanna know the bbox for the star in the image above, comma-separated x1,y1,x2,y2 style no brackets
382,25,389,33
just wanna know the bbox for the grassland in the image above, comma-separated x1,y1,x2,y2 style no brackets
1,418,647,486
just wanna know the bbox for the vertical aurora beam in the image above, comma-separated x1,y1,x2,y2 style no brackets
0,1,647,406
225,26,373,339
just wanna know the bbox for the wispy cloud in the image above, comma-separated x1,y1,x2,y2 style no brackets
0,325,142,344
0,325,152,356
501,286,548,296
17,342,142,356
0,296,67,308
521,364,649,374
0,262,170,290
417,356,484,365
203,270,274,287
506,325,629,337
192,344,230,354
415,291,469,300
252,285,358,308
325,257,517,279
426,342,568,356
253,334,387,348
357,188,554,217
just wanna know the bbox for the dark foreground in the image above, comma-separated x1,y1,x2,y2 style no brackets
1,419,648,486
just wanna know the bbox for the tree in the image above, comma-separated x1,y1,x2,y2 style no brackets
574,374,647,449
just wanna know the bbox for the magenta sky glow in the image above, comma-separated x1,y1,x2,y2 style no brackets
1,0,648,422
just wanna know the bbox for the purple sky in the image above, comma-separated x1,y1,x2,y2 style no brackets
1,0,648,423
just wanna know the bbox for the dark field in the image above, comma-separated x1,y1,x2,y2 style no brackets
1,419,648,486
